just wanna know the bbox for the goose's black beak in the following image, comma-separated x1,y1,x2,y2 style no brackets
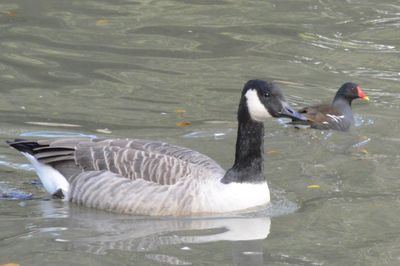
279,102,307,121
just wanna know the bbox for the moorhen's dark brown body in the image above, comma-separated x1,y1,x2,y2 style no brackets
292,82,369,131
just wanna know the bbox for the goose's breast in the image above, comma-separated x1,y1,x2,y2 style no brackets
196,181,270,213
171,179,270,215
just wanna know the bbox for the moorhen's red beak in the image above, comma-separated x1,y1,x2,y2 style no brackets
357,86,369,101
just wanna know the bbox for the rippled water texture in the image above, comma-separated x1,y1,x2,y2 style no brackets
1,0,400,265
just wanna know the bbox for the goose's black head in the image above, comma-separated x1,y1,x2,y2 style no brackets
334,82,369,103
239,79,306,122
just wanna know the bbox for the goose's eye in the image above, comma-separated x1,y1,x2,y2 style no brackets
264,92,270,98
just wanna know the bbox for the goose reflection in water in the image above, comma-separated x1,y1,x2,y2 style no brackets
38,201,271,266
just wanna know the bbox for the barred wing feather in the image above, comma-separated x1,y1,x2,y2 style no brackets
35,138,225,185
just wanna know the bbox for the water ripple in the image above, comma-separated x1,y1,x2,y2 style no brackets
20,131,96,138
342,67,400,81
0,182,33,200
0,156,34,172
299,32,397,52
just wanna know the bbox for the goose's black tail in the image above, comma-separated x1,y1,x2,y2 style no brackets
6,139,47,154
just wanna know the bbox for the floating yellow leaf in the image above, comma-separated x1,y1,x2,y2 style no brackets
359,148,368,154
96,128,112,134
266,149,280,155
176,121,191,127
298,32,317,41
2,11,17,16
96,19,109,26
1,263,20,266
175,108,186,114
307,185,320,189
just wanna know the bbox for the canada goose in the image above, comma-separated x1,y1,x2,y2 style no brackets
290,82,369,131
7,79,305,216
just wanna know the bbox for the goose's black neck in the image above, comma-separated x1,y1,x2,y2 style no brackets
221,102,265,184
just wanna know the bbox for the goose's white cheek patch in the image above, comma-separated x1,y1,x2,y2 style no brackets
245,89,272,122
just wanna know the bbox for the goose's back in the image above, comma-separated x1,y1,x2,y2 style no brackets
37,138,225,185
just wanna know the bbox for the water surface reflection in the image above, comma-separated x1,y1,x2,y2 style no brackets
37,201,271,265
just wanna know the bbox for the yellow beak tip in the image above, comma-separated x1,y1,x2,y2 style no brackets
363,96,370,101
